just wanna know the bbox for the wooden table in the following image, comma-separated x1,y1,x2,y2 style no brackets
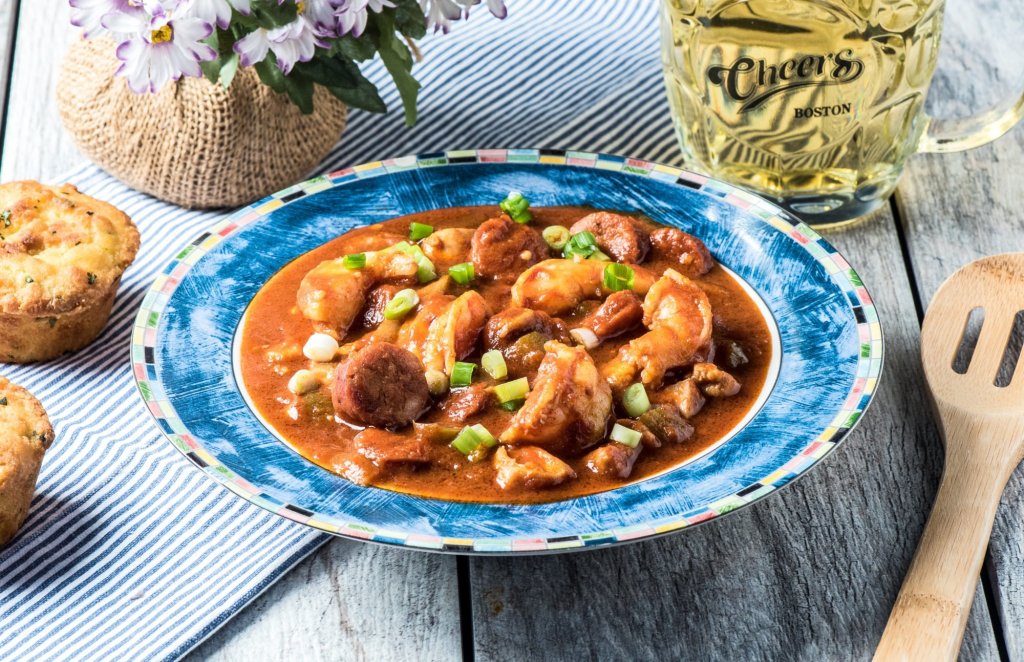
3,2,1023,660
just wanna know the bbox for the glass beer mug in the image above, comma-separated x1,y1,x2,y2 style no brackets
660,0,1024,226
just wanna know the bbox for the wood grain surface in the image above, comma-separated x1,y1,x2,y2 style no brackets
1,0,1021,660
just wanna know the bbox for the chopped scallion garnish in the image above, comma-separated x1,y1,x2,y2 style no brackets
588,249,611,261
562,230,598,259
395,242,437,283
622,383,651,418
500,399,524,412
342,253,366,269
383,288,419,320
542,225,571,250
469,423,497,448
493,377,529,404
451,426,482,456
450,361,476,387
603,263,635,292
610,423,642,448
500,191,532,224
448,262,475,285
481,350,508,380
409,222,434,241
451,424,497,459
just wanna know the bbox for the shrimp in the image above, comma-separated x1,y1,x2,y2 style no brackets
421,228,475,271
602,269,713,391
297,246,418,337
511,258,658,317
419,291,490,375
500,340,612,455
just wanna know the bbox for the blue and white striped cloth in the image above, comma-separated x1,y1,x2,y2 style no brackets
0,0,680,658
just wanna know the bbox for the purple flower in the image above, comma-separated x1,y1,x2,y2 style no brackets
186,0,252,29
69,0,144,38
333,0,394,38
106,7,217,92
418,0,505,33
233,16,323,75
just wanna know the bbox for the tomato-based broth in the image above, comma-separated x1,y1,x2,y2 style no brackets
239,205,773,504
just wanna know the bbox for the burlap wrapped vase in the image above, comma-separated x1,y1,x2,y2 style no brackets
57,37,348,209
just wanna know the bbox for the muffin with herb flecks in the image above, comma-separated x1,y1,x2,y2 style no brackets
0,375,53,546
0,181,140,362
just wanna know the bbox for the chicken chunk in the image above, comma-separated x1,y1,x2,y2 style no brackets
654,378,706,418
500,340,613,455
421,228,475,271
493,446,576,490
583,441,642,479
691,362,742,397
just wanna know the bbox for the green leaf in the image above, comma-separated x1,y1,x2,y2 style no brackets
329,35,378,62
295,56,387,114
219,52,240,88
254,58,287,93
393,0,427,40
282,73,316,114
373,11,421,126
201,57,222,84
247,0,299,28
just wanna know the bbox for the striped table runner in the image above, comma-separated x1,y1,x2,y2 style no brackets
0,0,679,658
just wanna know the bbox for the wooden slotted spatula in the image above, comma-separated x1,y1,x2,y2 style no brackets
875,253,1024,661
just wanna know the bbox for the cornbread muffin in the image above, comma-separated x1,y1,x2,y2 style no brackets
0,181,140,362
0,376,53,546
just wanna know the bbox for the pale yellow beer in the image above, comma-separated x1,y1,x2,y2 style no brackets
660,0,1024,226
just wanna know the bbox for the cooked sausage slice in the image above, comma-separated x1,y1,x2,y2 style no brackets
362,284,403,329
470,216,550,281
649,227,714,276
332,342,430,428
439,383,493,424
580,290,644,340
569,212,651,264
484,307,570,351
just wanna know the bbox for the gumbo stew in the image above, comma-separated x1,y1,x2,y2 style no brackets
239,194,773,504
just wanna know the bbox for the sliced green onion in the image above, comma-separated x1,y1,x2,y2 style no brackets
342,253,366,269
448,262,475,285
500,399,524,412
481,350,508,380
383,288,419,320
603,263,636,292
451,426,483,455
500,191,532,224
395,242,438,283
469,423,497,448
542,225,570,250
588,249,611,261
562,230,598,259
450,361,476,387
494,377,529,404
409,222,434,241
622,383,651,418
610,423,643,448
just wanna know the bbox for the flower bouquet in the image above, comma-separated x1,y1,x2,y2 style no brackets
57,1,506,208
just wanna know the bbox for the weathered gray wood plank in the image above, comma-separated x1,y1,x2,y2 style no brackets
186,541,462,662
1,9,464,662
893,0,1024,657
0,1,18,145
0,0,81,181
469,203,999,660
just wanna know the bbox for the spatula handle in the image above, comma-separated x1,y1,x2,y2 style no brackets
874,423,1015,662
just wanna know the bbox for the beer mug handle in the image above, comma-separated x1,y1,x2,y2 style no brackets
918,79,1024,153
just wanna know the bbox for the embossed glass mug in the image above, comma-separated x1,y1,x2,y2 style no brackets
660,0,1024,226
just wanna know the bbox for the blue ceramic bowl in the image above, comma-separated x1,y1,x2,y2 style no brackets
132,149,883,554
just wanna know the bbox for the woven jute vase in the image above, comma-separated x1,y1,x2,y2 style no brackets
57,37,348,209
